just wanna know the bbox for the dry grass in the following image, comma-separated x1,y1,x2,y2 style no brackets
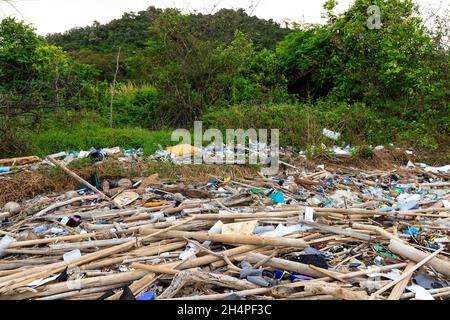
0,148,418,207
301,148,412,172
0,160,259,207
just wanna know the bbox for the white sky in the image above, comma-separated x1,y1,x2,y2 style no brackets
0,0,447,35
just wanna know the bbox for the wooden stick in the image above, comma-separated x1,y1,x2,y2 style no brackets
49,238,135,251
0,271,147,300
8,232,104,248
163,202,210,215
106,272,156,301
0,156,41,166
236,253,338,279
299,220,374,241
371,248,444,298
0,217,195,293
158,270,258,299
308,264,350,283
388,261,416,300
253,250,278,269
132,263,178,275
352,223,404,242
35,284,121,301
139,227,308,248
388,240,450,277
303,281,368,300
47,157,110,200
165,245,263,270
192,212,301,220
419,182,450,187
35,195,99,217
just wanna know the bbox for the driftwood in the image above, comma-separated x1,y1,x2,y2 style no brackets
47,157,110,200
388,261,416,300
388,240,450,277
106,272,157,300
0,156,41,166
159,270,258,299
235,252,332,278
132,263,179,275
0,218,194,293
49,238,135,251
9,232,105,248
372,247,445,298
0,270,147,300
299,220,374,241
1,156,448,301
36,284,121,300
35,195,99,217
303,281,368,300
352,223,404,242
140,228,308,248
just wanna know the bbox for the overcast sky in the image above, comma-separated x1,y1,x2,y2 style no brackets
0,0,447,35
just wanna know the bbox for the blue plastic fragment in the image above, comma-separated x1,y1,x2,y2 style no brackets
33,224,50,234
404,227,420,235
290,274,314,281
136,291,156,301
269,191,285,204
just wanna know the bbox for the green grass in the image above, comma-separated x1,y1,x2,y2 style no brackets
21,122,173,157
202,101,449,154
3,100,448,165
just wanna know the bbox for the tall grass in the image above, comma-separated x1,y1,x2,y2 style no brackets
21,122,173,157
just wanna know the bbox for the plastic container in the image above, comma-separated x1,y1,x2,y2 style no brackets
63,249,82,262
0,235,16,257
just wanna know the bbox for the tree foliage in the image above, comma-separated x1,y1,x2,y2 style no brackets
1,2,448,156
0,18,96,117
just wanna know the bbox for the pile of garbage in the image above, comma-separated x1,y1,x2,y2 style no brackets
0,148,449,300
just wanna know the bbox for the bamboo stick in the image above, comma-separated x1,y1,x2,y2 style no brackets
47,156,110,200
106,272,156,301
0,156,41,166
8,232,104,248
140,227,308,248
49,238,135,251
388,240,450,277
132,263,178,275
352,223,404,242
371,248,444,298
0,271,147,300
299,220,374,241
388,262,416,300
35,284,121,300
35,195,100,217
0,217,195,293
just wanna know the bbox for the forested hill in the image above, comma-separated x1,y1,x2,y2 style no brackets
46,7,291,80
47,7,290,52
1,1,448,160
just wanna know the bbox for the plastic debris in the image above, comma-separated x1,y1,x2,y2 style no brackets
0,145,448,301
323,128,341,141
